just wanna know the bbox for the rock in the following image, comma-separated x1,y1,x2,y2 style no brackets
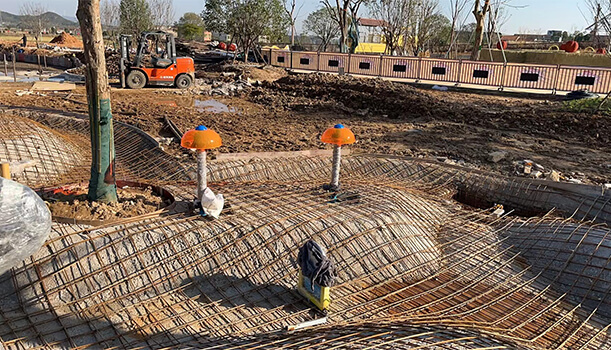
568,178,582,184
604,184,611,190
211,87,230,96
548,170,560,182
492,205,505,217
488,151,507,163
15,90,33,96
155,137,174,145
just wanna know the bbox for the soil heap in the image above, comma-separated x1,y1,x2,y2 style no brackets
49,32,83,48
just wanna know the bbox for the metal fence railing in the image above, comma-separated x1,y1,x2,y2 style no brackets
267,49,611,94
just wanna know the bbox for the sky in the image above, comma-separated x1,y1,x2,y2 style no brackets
0,0,593,35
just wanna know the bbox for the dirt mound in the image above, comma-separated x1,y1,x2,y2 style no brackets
251,73,437,118
252,73,611,147
41,185,170,222
196,62,287,82
49,32,83,48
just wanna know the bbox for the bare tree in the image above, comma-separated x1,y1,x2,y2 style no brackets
19,2,48,48
284,0,304,47
404,0,445,55
101,0,120,29
120,0,153,37
446,0,469,57
371,0,417,55
321,0,368,53
148,0,175,29
585,0,611,48
304,8,339,51
204,0,288,62
470,0,490,60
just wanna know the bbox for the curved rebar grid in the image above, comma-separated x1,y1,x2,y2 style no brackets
0,109,609,349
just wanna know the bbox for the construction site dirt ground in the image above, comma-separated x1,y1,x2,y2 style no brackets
0,65,609,185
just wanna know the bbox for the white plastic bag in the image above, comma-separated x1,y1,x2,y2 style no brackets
0,178,51,275
200,187,224,219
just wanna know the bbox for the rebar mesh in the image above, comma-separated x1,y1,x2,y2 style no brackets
0,109,609,349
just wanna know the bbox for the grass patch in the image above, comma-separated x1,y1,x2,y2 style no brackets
563,97,611,114
0,35,56,44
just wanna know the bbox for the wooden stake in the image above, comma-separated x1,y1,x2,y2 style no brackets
0,163,10,180
3,54,7,76
37,54,42,79
12,47,16,83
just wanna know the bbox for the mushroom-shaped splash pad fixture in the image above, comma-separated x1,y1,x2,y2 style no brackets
321,124,356,191
321,124,356,146
181,125,222,150
181,125,224,218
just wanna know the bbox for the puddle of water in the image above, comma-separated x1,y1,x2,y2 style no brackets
156,100,179,107
0,73,65,83
195,99,237,113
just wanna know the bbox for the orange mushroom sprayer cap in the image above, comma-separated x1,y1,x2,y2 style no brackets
181,125,222,150
321,124,355,146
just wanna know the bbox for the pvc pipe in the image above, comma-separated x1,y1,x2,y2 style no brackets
330,145,341,188
197,150,207,201
285,317,327,332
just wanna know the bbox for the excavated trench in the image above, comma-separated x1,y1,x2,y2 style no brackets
0,108,609,349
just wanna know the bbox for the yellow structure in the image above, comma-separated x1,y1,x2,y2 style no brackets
0,163,9,179
355,42,387,54
297,271,331,311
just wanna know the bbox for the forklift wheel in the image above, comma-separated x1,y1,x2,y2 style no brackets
175,74,193,89
126,70,147,89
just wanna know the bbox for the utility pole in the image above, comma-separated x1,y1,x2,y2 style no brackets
76,0,118,203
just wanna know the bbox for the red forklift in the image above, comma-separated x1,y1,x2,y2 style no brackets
119,31,195,89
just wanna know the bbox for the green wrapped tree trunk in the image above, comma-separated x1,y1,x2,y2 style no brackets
77,0,118,203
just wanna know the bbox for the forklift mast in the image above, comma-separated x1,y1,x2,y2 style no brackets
119,32,178,88
134,32,177,66
119,34,132,88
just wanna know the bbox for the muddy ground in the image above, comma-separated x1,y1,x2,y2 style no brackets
41,185,168,221
0,65,609,185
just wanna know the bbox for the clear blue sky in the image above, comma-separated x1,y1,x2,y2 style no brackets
0,0,592,35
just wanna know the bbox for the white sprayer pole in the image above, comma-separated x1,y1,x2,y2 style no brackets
197,150,207,201
330,145,341,188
